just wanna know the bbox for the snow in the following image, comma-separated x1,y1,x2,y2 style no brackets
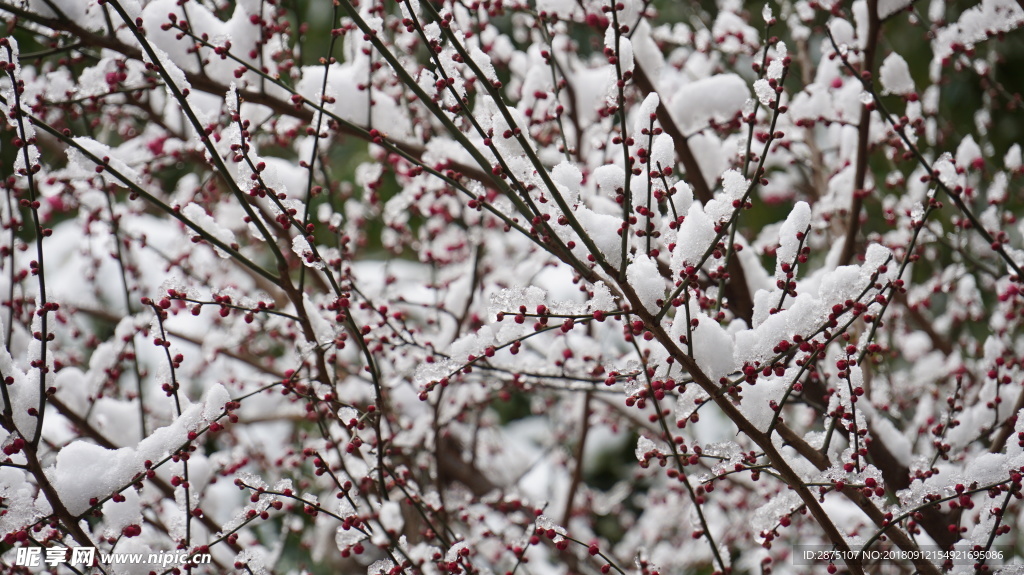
674,383,711,424
879,52,915,95
84,317,139,400
789,84,831,123
101,489,143,535
537,0,576,18
635,93,660,135
0,319,37,439
734,244,894,367
486,104,533,161
932,0,1024,64
704,169,748,222
852,1,870,50
587,281,616,312
619,37,635,75
0,467,43,539
933,153,960,189
142,0,225,76
650,133,675,172
141,44,190,97
534,514,566,536
711,11,760,53
576,208,624,269
767,42,787,80
635,435,657,463
469,45,499,83
868,413,912,464
626,254,664,312
65,137,141,188
336,524,367,548
182,203,238,257
52,385,231,516
6,0,1022,569
956,135,983,168
667,74,750,134
776,201,811,282
51,442,135,516
673,300,736,381
490,286,546,315
632,19,665,80
878,0,912,18
687,132,728,191
368,560,396,575
754,79,774,107
828,18,856,48
738,369,788,430
1006,144,1022,170
594,165,625,196
721,169,748,202
671,204,717,274
292,235,324,269
1008,409,1024,458
202,384,230,421
445,541,471,562
449,326,496,362
295,61,411,138
751,490,802,536
551,161,583,204
378,500,404,533
26,0,106,28
303,293,335,345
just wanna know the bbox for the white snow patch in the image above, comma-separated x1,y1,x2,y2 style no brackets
668,74,750,134
879,52,915,95
626,254,664,312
